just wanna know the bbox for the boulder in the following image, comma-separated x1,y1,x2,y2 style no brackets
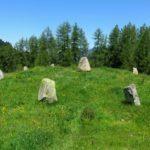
23,66,28,71
0,70,4,80
51,64,55,67
38,78,57,103
133,67,138,75
124,84,141,106
78,57,91,72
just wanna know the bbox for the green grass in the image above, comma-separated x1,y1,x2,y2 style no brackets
0,66,150,150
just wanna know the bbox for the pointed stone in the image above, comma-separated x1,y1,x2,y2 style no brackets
23,66,28,71
124,84,141,106
78,57,91,72
0,70,4,80
38,78,57,103
133,67,138,75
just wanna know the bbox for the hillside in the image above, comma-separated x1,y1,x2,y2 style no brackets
0,66,150,149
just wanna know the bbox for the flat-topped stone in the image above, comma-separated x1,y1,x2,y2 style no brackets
38,78,57,103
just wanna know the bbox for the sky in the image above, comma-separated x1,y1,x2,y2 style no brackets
0,0,150,47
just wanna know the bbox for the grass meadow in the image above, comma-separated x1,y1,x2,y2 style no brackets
0,66,150,149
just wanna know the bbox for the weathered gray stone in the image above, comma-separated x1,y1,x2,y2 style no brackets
38,78,57,103
23,66,28,71
0,70,4,80
124,84,141,106
78,57,91,72
133,67,138,75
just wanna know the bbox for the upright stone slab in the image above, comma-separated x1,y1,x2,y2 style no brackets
38,78,57,103
133,67,138,75
124,84,141,106
0,70,4,80
78,57,91,72
23,66,28,71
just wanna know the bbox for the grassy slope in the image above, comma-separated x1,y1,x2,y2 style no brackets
0,66,150,150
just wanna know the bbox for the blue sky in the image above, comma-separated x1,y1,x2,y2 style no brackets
0,0,150,47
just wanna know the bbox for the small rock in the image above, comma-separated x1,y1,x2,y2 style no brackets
133,67,138,75
38,78,57,103
124,84,141,106
23,66,28,71
0,70,4,80
51,64,55,67
78,57,91,72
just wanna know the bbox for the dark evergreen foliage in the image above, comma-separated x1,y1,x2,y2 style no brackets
0,22,149,74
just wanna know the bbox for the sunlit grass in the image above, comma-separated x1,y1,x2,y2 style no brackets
0,66,150,149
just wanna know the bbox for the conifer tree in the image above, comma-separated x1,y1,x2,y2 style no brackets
108,25,121,68
91,29,107,66
71,23,80,63
136,26,150,74
29,36,38,66
15,38,30,67
0,41,18,72
56,22,72,66
45,28,57,64
120,23,137,69
35,32,49,66
79,28,89,57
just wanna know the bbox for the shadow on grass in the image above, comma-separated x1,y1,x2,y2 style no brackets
122,100,132,105
38,98,58,107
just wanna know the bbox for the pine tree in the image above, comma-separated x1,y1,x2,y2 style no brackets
0,40,18,72
44,28,57,64
35,32,49,66
91,29,107,66
71,23,80,63
15,38,30,67
120,23,137,70
108,25,121,68
136,26,150,74
29,36,38,66
56,22,72,66
79,29,89,57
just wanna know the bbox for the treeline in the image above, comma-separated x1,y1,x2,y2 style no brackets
90,23,150,74
0,22,150,74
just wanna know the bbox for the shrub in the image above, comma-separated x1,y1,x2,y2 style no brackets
81,107,95,121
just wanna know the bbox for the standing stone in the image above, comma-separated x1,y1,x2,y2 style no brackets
133,67,138,75
51,64,55,67
0,70,4,80
23,66,28,71
38,78,57,103
124,84,141,106
78,57,91,72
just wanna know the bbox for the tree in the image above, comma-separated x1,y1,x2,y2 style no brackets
44,28,57,64
35,32,49,66
136,26,150,74
29,36,38,66
56,22,72,66
79,28,89,57
71,23,80,63
91,29,107,66
120,23,137,70
15,38,30,67
108,25,121,68
0,40,18,72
